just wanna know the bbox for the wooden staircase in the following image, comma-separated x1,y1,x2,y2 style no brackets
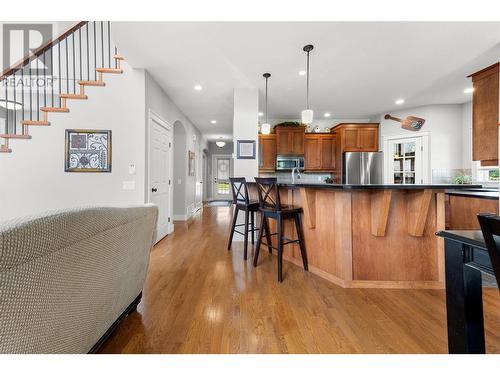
0,22,124,153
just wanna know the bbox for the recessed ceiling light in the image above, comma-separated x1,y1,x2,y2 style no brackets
395,99,405,105
324,112,331,118
211,120,217,124
464,87,474,94
258,112,264,117
194,84,203,91
299,70,306,76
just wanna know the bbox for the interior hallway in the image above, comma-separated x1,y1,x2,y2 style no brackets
99,205,500,354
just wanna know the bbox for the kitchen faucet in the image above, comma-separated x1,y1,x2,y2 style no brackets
291,167,301,184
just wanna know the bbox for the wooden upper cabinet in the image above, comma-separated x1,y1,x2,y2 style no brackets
469,63,499,164
332,123,380,152
304,134,336,171
275,126,305,155
258,134,276,171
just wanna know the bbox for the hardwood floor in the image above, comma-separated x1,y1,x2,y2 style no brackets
98,205,500,354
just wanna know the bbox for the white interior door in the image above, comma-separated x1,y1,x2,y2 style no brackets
385,137,423,184
149,112,173,242
212,155,232,200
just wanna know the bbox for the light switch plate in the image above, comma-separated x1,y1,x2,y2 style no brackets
122,181,136,190
128,163,136,175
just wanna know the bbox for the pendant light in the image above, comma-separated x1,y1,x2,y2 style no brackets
216,137,226,148
301,44,314,124
260,73,271,135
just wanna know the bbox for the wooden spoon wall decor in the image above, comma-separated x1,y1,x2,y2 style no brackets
384,114,426,131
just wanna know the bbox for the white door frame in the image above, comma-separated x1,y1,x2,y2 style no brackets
382,131,430,184
211,154,233,200
147,109,174,238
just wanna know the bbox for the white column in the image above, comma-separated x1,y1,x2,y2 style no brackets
232,88,259,180
231,88,259,242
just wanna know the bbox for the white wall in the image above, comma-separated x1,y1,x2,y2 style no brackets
372,104,466,182
0,61,146,221
461,101,473,171
233,88,258,180
144,71,207,219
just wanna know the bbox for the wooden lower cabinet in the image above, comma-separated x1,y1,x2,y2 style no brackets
304,134,336,171
446,194,499,230
258,134,276,172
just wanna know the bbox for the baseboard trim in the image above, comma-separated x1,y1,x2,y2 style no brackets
88,292,142,354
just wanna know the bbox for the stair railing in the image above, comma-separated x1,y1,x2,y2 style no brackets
0,21,123,153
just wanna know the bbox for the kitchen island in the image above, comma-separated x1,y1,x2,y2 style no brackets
251,183,482,289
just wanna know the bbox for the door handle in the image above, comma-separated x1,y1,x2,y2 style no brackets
152,188,158,193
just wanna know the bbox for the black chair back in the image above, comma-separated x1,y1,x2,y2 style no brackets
229,177,250,205
477,213,500,288
254,177,281,211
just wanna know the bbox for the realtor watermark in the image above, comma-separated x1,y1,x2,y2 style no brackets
2,23,55,88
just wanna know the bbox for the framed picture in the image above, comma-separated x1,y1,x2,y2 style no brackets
188,151,195,176
236,140,256,159
65,129,112,172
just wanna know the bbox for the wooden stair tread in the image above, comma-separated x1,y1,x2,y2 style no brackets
0,134,31,139
96,67,123,74
41,107,69,113
21,120,50,126
78,80,105,86
113,55,125,60
59,93,88,99
0,146,12,153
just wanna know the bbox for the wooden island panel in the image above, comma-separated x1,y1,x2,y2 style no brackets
258,186,446,289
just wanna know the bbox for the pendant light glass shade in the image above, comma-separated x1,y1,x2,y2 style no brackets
261,123,271,135
301,44,314,124
261,73,272,134
216,141,226,148
301,109,313,124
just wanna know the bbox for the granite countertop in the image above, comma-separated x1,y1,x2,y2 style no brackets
445,189,499,200
275,183,483,190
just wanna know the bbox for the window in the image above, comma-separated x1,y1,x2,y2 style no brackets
475,165,499,185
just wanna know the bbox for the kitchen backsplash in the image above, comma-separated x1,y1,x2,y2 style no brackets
259,171,334,183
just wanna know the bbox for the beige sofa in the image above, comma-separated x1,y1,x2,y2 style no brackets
0,205,158,353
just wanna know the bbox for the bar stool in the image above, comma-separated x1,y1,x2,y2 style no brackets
227,177,260,260
478,213,500,288
253,177,308,282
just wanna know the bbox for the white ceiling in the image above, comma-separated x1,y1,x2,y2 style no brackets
113,22,500,140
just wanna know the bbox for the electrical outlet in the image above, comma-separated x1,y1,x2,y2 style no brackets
122,181,136,190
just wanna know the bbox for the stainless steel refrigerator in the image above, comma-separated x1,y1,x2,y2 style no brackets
343,152,384,184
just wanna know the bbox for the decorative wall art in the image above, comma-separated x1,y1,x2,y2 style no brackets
65,129,112,172
236,140,256,159
188,151,196,176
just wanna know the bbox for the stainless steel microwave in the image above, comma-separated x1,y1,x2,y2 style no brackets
276,155,305,171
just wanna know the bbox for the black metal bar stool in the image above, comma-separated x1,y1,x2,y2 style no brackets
227,177,260,260
253,177,308,282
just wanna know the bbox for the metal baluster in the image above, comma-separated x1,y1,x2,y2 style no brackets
94,22,97,81
101,22,104,68
108,21,111,68
5,79,9,133
79,27,82,82
21,64,24,121
37,56,39,121
51,45,54,107
29,62,32,120
65,38,69,94
58,41,62,107
43,51,46,108
13,72,16,133
86,23,89,80
72,32,75,94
